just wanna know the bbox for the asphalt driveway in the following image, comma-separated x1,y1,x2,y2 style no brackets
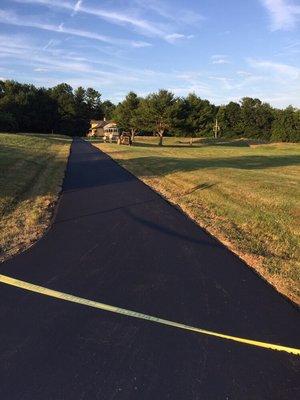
0,138,299,399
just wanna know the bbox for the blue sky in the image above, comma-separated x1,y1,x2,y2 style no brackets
0,0,299,107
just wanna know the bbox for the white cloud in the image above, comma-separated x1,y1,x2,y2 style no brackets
248,58,300,79
280,40,300,55
42,39,60,50
134,0,204,26
209,76,234,90
0,34,166,89
172,71,215,97
0,9,151,48
13,0,197,43
212,59,230,65
14,0,164,36
237,70,254,77
242,58,300,106
259,92,300,106
261,0,300,30
169,84,212,98
73,0,81,13
235,70,265,87
211,54,228,58
211,55,231,64
164,33,194,43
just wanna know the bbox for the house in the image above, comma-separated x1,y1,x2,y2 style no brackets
87,119,119,138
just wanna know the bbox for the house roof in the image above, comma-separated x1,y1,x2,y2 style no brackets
104,122,118,130
91,120,107,129
90,119,116,129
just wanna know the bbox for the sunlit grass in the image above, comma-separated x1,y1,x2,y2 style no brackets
0,133,71,261
96,136,300,304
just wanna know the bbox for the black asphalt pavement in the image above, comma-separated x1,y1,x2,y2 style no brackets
0,138,299,399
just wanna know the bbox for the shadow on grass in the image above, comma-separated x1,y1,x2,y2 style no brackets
132,141,210,149
117,154,300,177
19,133,73,143
84,138,104,144
183,182,216,196
0,141,68,216
132,139,207,149
132,138,264,149
131,141,244,149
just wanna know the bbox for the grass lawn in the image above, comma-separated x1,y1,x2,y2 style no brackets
95,136,300,304
0,133,71,261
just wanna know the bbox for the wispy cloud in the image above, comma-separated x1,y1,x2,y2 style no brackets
134,0,204,26
244,58,300,106
248,58,300,79
13,0,197,43
72,0,81,14
211,55,231,65
42,38,61,50
0,33,209,100
164,33,194,43
0,34,160,85
261,0,300,30
209,76,235,90
283,40,300,53
0,9,151,47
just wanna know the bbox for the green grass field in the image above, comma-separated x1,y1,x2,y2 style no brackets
96,137,300,304
0,133,71,261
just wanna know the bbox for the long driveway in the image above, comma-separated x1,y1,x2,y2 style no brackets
0,138,299,399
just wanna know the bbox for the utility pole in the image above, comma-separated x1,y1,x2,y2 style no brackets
213,118,220,139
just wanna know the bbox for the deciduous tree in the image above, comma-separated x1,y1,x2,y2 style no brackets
113,92,140,140
138,90,176,145
271,106,300,142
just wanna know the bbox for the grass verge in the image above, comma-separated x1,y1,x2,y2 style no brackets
0,133,71,261
95,137,300,304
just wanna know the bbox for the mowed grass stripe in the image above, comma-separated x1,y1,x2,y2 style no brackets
0,133,71,261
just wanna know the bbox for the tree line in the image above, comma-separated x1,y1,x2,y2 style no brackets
0,80,115,136
0,80,299,143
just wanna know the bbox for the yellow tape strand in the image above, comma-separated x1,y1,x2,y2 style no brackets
0,273,299,356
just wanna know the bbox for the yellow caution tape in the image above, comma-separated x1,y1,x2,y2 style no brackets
0,273,299,356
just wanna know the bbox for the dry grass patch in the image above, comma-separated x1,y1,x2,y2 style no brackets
95,137,300,304
0,133,71,261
